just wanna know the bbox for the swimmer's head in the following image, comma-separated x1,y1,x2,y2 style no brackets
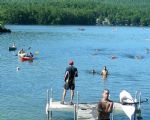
16,67,20,71
69,60,74,65
104,66,107,70
92,69,96,73
102,89,110,100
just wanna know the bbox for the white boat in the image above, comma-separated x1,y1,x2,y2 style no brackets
8,46,17,51
120,90,135,120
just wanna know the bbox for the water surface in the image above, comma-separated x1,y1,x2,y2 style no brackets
0,25,150,120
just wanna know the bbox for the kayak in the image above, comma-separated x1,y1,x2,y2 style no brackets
9,46,17,51
20,56,34,61
120,90,135,120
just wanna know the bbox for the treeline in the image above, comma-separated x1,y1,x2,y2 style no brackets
0,0,150,26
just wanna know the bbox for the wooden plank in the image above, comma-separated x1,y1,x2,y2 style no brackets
77,104,97,120
48,101,75,111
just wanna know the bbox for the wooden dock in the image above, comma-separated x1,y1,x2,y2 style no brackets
46,99,123,120
46,89,146,120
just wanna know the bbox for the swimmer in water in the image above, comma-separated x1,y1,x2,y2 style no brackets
16,67,20,71
101,66,108,79
92,69,96,74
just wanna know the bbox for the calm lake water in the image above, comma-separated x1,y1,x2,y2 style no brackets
0,25,150,120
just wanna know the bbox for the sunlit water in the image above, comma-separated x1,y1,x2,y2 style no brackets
0,25,150,120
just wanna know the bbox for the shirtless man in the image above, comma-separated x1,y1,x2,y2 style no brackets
101,66,108,79
97,89,113,120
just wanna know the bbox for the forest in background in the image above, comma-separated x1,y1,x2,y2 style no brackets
0,0,150,26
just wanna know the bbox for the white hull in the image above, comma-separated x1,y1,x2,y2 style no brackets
120,90,135,120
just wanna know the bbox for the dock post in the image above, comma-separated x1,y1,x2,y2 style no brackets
50,88,53,102
47,111,49,120
138,92,141,109
50,88,53,120
76,91,79,120
111,105,114,120
134,91,142,120
47,89,50,105
137,92,142,120
46,89,50,120
77,91,79,106
50,111,52,120
74,104,76,120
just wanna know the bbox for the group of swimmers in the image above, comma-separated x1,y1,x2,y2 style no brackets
90,66,108,79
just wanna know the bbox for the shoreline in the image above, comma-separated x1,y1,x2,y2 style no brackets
5,24,150,28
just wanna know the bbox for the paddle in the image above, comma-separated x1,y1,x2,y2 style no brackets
27,47,39,56
77,98,149,105
121,98,148,105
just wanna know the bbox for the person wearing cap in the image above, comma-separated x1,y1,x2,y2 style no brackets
61,60,78,105
97,89,113,120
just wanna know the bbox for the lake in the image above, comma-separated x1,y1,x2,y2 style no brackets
0,25,150,120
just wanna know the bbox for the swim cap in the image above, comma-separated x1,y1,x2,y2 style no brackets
69,60,74,65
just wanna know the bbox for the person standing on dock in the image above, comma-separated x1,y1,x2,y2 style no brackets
61,60,78,105
97,89,113,120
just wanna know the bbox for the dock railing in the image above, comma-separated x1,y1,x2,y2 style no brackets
46,88,78,120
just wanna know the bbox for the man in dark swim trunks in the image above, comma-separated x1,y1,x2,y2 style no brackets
97,89,113,120
61,60,78,105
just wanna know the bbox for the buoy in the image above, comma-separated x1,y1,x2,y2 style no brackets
35,51,39,55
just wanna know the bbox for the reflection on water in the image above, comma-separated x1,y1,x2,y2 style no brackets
0,25,150,120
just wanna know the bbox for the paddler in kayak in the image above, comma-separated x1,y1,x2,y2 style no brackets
61,60,78,105
97,89,113,120
25,52,33,58
30,52,33,57
12,42,16,47
18,49,25,54
29,52,33,57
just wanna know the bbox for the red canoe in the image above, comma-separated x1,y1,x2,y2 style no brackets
20,57,34,61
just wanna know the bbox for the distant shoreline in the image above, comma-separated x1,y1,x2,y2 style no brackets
1,0,150,27
5,24,150,28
